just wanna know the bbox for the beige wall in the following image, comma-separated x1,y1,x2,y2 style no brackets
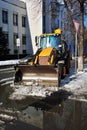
26,0,43,54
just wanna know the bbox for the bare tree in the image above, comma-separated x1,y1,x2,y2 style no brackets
63,0,87,71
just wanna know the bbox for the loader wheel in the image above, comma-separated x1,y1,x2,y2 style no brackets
58,64,65,79
14,68,23,83
66,65,69,74
65,52,70,74
65,58,69,74
58,69,61,87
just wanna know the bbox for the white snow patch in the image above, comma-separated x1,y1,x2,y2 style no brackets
9,84,58,100
0,60,19,66
9,65,87,100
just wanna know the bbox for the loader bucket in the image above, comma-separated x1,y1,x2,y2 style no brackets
14,65,60,87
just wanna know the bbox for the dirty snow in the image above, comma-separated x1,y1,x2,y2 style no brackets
0,60,87,100
0,60,19,66
10,66,87,100
61,66,87,95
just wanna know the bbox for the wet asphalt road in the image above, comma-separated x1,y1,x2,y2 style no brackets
0,66,15,80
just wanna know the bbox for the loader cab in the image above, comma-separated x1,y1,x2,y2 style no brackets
35,34,62,50
35,28,68,56
40,34,61,50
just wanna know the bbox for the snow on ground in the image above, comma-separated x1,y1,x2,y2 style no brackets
0,60,19,66
0,60,87,100
61,66,87,95
9,84,58,100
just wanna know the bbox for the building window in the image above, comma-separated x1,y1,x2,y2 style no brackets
43,2,46,33
23,50,26,54
22,16,26,27
51,2,59,19
2,10,8,24
4,33,9,48
43,15,46,33
14,49,18,54
13,13,18,26
43,1,45,14
13,33,18,45
4,33,9,54
0,31,9,54
22,35,26,45
51,2,59,12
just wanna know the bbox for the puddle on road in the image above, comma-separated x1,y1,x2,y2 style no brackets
0,84,87,130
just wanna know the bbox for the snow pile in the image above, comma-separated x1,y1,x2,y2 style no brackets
0,60,87,100
9,65,87,100
9,84,58,100
0,60,19,66
61,70,87,95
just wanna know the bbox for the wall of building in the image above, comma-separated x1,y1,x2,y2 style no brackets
26,0,43,54
26,0,62,54
43,0,61,33
0,0,71,56
0,0,32,55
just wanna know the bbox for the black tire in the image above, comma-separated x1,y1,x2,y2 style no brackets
66,52,70,74
58,63,65,79
14,68,23,83
58,69,61,87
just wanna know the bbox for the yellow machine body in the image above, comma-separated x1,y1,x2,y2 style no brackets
14,28,70,87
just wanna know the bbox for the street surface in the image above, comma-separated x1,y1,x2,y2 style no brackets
0,63,87,130
0,66,14,85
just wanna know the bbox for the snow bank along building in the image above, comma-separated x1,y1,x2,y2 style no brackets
0,0,70,55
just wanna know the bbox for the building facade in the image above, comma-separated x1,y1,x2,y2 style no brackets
0,0,69,55
0,0,32,55
26,0,63,54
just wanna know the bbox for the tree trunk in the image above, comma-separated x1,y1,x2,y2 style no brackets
78,3,84,71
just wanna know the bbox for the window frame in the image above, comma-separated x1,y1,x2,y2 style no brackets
13,13,18,26
23,50,26,54
13,33,18,46
22,35,26,45
2,10,8,24
22,16,26,27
